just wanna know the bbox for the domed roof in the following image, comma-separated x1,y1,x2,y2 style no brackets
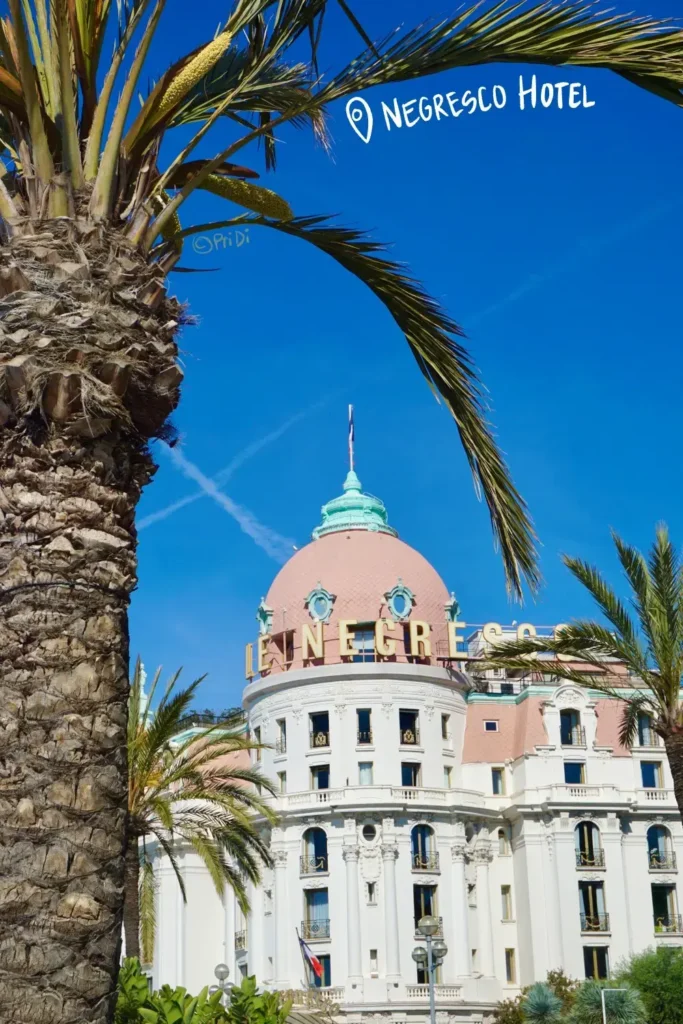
258,472,455,674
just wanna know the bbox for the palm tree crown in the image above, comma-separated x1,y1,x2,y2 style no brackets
126,659,277,963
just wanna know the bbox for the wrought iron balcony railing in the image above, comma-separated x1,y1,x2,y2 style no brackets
576,849,605,868
357,730,373,745
310,731,330,748
234,930,247,950
300,855,328,875
301,919,330,940
412,853,440,872
649,851,677,870
654,915,683,934
400,727,420,745
561,726,586,747
580,913,610,932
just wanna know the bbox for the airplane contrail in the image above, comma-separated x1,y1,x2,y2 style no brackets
162,445,295,564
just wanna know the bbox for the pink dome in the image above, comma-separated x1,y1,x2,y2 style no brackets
261,530,452,674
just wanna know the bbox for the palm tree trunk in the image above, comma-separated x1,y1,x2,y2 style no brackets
123,835,141,961
664,731,683,821
0,431,151,1023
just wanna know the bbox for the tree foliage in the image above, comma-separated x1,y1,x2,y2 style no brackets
616,946,683,1024
493,970,580,1024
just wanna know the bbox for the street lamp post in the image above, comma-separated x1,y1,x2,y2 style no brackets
601,988,628,1024
411,915,448,1024
210,963,232,1006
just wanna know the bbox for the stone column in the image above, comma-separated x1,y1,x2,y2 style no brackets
451,842,472,977
381,843,401,979
343,845,363,982
273,849,289,986
474,840,495,977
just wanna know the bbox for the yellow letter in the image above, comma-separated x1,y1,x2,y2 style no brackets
483,622,503,648
245,643,254,679
257,634,271,673
339,620,357,657
302,622,324,660
410,620,432,658
516,622,537,659
375,618,396,657
554,623,572,661
448,621,466,658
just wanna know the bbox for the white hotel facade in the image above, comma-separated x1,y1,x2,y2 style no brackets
152,471,683,1022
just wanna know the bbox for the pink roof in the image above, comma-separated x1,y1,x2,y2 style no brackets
262,530,451,673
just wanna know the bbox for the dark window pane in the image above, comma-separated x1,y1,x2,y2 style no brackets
564,762,584,785
641,762,659,788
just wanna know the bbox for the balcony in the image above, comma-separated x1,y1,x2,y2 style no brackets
561,726,586,747
639,788,673,802
400,727,420,746
300,855,328,875
654,915,683,934
406,985,463,1000
650,852,677,871
301,919,330,941
275,738,287,754
357,730,373,745
310,731,330,749
235,930,247,950
580,913,610,933
412,853,440,872
272,784,483,811
414,916,443,939
576,849,605,868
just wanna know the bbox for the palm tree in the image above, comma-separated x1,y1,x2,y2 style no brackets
484,525,683,819
126,660,277,964
1,2,683,1021
523,983,563,1024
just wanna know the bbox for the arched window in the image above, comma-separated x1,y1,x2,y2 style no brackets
498,828,510,856
560,709,584,747
647,825,675,870
575,821,603,867
301,828,328,874
411,824,438,870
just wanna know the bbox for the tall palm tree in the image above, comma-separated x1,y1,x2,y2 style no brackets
126,660,277,964
1,3,682,1021
484,525,683,818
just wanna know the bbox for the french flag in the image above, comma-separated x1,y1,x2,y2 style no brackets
299,935,323,979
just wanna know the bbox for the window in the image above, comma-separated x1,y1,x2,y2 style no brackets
560,709,583,746
443,766,452,789
369,949,378,975
401,762,421,787
652,884,679,932
485,720,499,732
583,946,609,980
357,708,372,745
498,828,510,856
309,712,329,748
310,765,330,790
579,881,607,931
492,767,505,795
505,949,516,983
441,714,450,740
304,888,330,941
413,884,438,931
277,771,287,793
417,962,442,984
308,954,331,988
501,886,512,921
366,882,377,905
411,825,437,870
358,762,374,786
564,762,585,785
648,825,675,869
301,828,328,874
400,709,420,745
352,625,376,663
254,726,261,762
362,824,377,843
575,821,603,867
276,718,287,754
641,761,662,789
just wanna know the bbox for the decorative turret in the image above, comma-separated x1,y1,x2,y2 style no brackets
312,470,397,540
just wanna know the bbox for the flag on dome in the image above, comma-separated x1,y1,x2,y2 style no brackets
348,404,355,472
298,934,323,978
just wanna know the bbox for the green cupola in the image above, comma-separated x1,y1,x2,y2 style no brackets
312,470,397,540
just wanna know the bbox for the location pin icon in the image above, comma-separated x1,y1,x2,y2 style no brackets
346,96,373,144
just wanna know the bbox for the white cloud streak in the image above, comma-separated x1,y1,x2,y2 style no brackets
162,445,295,564
138,401,326,531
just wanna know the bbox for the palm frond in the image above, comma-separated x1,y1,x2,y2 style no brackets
139,853,157,964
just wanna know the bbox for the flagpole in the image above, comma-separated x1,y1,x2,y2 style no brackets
348,404,354,473
296,928,311,990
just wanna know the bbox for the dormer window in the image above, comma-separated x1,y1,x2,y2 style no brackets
385,579,415,622
305,583,336,623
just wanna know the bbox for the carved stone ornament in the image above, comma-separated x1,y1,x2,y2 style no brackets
342,845,360,862
380,843,398,860
333,702,347,717
382,702,393,719
272,849,288,866
292,707,303,722
553,686,585,708
473,841,494,864
360,847,381,882
423,702,435,721
451,842,468,863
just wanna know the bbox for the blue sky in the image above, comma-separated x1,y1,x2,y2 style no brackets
130,0,683,710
